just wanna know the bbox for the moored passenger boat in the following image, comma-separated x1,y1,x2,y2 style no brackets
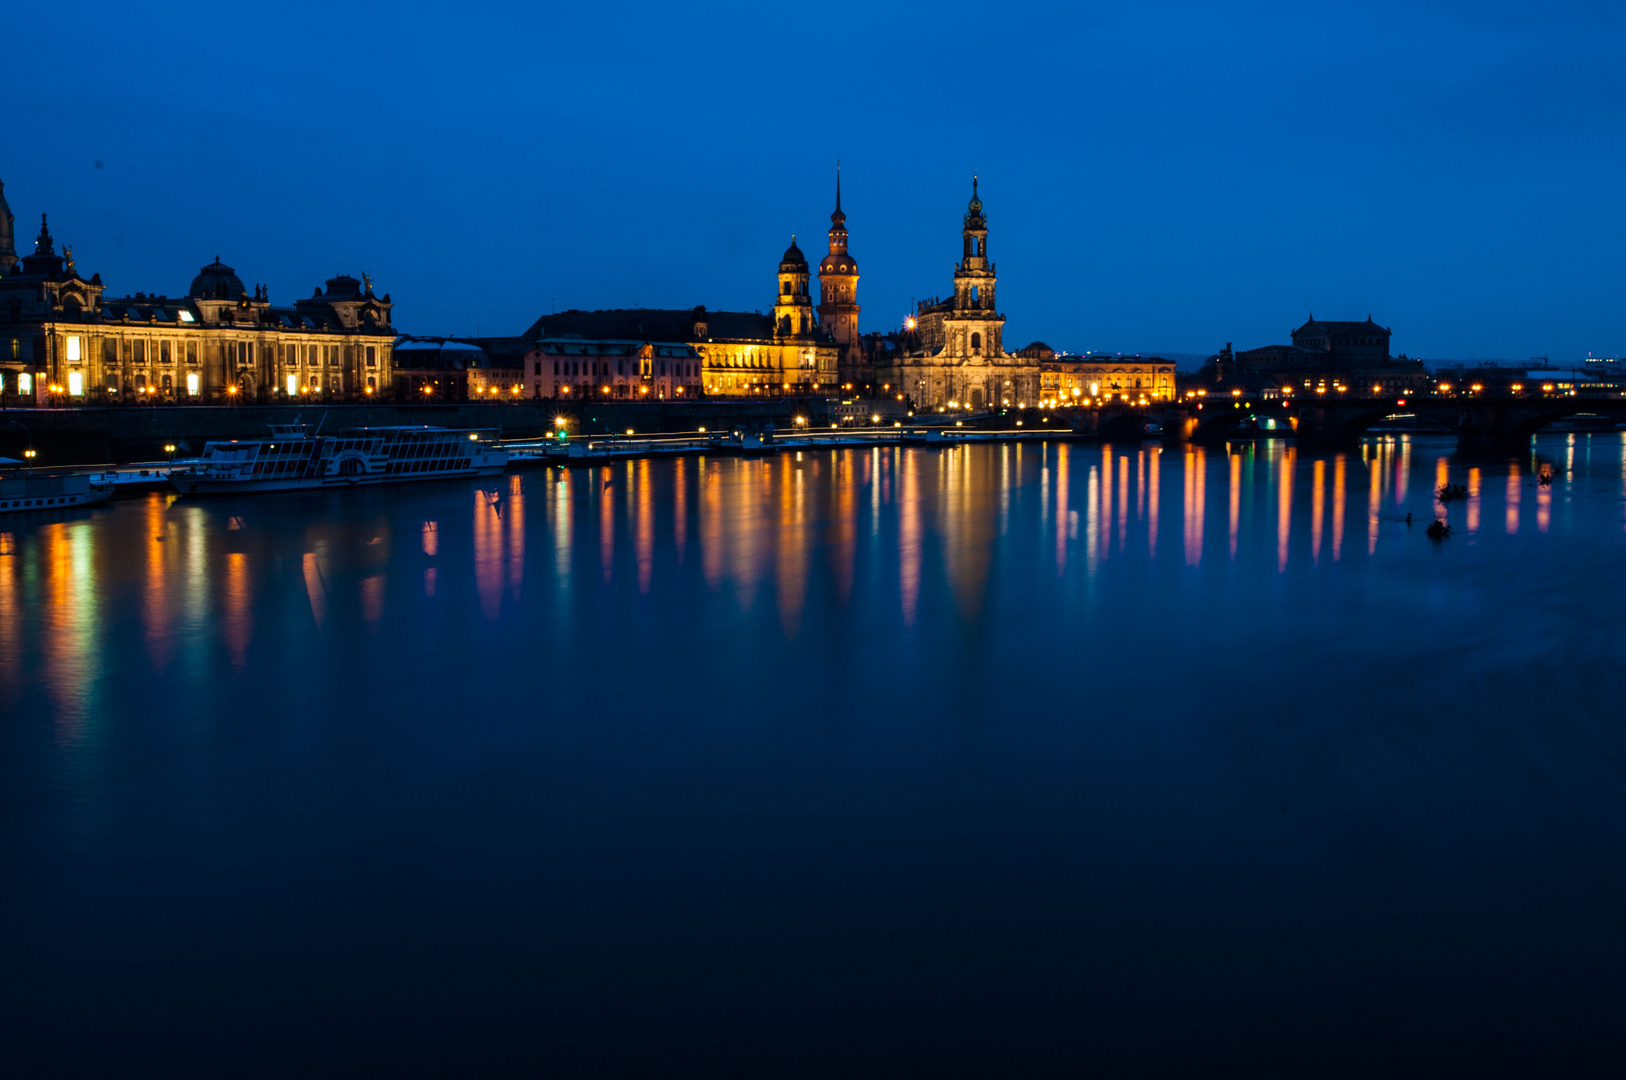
170,424,507,495
0,473,117,514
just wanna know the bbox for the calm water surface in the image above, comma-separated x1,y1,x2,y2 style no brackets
4,436,1626,1076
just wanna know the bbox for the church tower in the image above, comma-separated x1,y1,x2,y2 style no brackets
946,175,1004,361
0,179,16,277
773,235,814,338
816,169,861,372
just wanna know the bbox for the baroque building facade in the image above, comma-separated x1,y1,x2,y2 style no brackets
869,179,1040,411
520,217,843,399
1031,347,1178,403
0,183,396,403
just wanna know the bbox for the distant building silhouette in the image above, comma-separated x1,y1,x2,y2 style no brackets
0,179,16,277
1206,315,1427,395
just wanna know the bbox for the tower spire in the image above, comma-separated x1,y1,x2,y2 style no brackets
831,162,846,229
817,162,860,382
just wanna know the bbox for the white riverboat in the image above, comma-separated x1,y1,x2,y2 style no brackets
0,472,117,514
170,424,508,495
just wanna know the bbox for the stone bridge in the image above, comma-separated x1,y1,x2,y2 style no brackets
1174,395,1626,449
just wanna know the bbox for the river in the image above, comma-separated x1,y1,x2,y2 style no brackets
3,435,1625,1076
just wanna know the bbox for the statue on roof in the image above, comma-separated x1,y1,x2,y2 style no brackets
64,245,74,273
362,272,373,295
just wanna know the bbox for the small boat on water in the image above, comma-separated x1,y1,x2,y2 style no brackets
170,424,508,496
1224,415,1294,441
0,472,117,514
1545,414,1619,433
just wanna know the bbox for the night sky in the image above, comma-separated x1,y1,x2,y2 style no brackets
7,1,1623,362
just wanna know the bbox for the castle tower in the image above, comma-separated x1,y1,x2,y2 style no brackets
773,235,814,338
0,179,16,277
817,169,861,370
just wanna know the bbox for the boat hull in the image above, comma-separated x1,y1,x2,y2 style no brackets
171,463,507,495
0,487,115,514
1,473,118,514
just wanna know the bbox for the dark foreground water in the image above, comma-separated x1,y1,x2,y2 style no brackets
4,436,1626,1077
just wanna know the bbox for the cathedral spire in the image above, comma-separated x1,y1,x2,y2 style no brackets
35,213,54,256
831,163,846,230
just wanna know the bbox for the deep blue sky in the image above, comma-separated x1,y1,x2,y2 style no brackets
7,1,1623,362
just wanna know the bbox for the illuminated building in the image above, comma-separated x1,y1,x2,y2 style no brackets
521,272,838,400
0,185,395,402
1034,344,1177,404
518,185,851,399
868,178,1041,411
525,336,703,400
817,172,863,384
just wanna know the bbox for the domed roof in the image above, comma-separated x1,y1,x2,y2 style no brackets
820,251,858,275
189,257,246,300
779,236,807,269
324,274,363,298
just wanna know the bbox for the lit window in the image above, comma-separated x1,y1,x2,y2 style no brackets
20,373,33,394
178,310,195,323
186,373,199,395
67,371,84,396
66,336,82,363
287,374,298,396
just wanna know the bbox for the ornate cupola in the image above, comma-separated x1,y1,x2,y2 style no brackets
19,214,65,278
816,167,861,365
188,257,247,300
773,235,814,338
961,174,989,270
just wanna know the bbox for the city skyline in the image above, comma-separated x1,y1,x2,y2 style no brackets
5,1,1624,362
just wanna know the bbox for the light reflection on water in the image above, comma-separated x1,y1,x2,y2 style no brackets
4,433,1624,739
4,433,1626,1075
3,434,1624,744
